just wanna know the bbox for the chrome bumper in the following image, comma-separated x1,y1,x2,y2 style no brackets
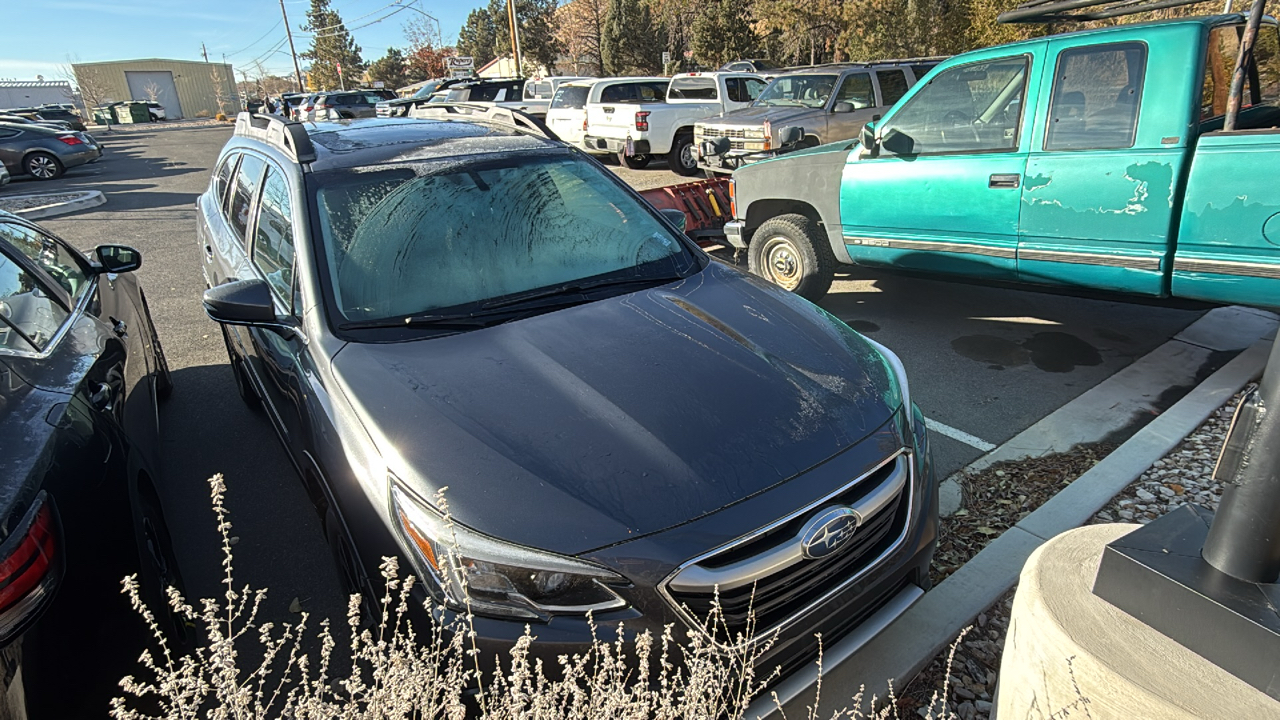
724,220,747,249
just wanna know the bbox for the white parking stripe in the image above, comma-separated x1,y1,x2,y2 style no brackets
924,418,997,452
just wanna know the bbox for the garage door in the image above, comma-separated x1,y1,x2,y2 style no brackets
125,71,182,119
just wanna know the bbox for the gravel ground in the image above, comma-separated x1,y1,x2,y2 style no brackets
896,389,1245,719
0,192,85,212
86,118,229,133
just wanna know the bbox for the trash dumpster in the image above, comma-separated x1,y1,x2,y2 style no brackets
113,102,150,124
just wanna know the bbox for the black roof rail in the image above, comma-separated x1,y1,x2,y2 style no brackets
233,112,317,164
406,103,556,140
998,0,1218,22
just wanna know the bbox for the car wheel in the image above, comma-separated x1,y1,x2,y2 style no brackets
324,505,373,629
24,152,63,180
670,133,700,177
134,478,194,650
748,214,836,302
618,152,650,169
221,326,261,411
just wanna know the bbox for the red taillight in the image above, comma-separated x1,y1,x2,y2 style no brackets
635,111,650,131
582,117,588,132
57,135,83,146
0,503,56,611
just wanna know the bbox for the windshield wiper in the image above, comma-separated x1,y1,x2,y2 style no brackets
480,275,682,310
338,312,505,332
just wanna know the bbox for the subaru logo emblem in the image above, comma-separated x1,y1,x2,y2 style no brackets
800,506,863,560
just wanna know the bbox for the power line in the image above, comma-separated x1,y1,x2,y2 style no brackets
226,19,284,58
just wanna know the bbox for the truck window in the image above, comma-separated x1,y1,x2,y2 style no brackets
910,64,937,83
876,69,910,106
1202,24,1280,127
637,82,668,101
670,77,718,100
1045,42,1146,151
600,84,636,103
725,78,764,103
834,73,874,109
550,85,590,109
878,56,1029,156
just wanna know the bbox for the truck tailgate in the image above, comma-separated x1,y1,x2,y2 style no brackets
586,102,663,138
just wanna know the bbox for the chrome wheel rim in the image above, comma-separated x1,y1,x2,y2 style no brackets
29,156,56,178
680,144,697,169
761,236,803,290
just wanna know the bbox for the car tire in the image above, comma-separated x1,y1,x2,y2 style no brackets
748,214,836,302
618,152,650,169
670,133,700,177
324,504,373,629
221,326,261,411
24,152,63,180
134,478,193,651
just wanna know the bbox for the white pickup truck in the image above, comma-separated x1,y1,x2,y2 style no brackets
582,71,766,175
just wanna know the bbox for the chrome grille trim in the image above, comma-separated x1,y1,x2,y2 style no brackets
657,448,913,644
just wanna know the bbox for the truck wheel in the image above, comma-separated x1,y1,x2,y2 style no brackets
619,152,650,169
748,214,836,302
670,133,700,177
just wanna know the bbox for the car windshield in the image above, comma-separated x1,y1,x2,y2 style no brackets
310,154,697,326
550,85,590,109
412,80,445,99
754,74,839,108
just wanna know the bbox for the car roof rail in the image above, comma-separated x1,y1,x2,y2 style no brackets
406,102,554,140
233,112,317,164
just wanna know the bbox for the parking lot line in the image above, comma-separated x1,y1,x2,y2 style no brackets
924,418,997,452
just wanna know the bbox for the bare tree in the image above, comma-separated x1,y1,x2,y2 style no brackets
59,57,114,130
210,65,231,119
142,80,163,104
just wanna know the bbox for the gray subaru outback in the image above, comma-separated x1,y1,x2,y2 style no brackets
194,108,938,695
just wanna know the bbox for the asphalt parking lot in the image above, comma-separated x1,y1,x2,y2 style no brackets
18,125,1210,643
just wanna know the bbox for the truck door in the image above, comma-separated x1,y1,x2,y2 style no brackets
1019,39,1174,295
841,52,1036,279
1172,22,1280,307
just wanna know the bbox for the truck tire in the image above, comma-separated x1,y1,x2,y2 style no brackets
619,152,650,169
748,214,836,302
670,132,700,177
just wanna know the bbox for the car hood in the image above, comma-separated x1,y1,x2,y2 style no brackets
701,105,822,128
332,262,899,555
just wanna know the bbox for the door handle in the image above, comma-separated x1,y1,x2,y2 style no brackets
989,173,1021,189
204,244,214,259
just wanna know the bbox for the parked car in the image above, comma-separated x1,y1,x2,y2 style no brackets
583,71,767,175
0,114,74,132
430,77,527,108
376,78,466,117
197,110,937,692
14,107,86,132
0,163,9,186
725,14,1280,306
0,122,102,180
140,101,166,121
280,92,310,119
311,89,396,120
545,77,670,151
696,59,941,175
514,76,594,118
0,211,185,718
721,59,780,73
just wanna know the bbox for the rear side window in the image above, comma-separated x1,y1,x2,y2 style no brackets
214,154,239,209
725,78,766,103
0,251,67,352
600,84,636,103
637,82,668,101
910,64,937,82
0,129,19,139
1203,24,1280,122
551,85,590,109
834,72,874,109
525,81,553,100
1045,42,1146,151
228,154,266,242
669,77,718,100
253,167,296,306
877,69,910,106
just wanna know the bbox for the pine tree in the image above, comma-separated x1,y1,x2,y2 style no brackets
302,0,364,91
367,48,409,90
457,7,499,67
601,0,662,75
690,0,759,68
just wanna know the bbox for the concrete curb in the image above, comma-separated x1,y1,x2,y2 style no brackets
5,191,106,219
752,330,1273,719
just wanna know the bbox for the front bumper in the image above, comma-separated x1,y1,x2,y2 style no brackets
724,220,747,249
583,135,650,156
697,146,780,174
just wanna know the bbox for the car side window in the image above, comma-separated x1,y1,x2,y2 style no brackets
214,154,239,210
910,64,937,83
0,222,91,302
0,251,69,352
834,73,875,109
1045,42,1146,151
252,167,296,307
879,56,1029,156
876,69,910,106
228,154,267,244
745,78,767,100
601,84,635,103
0,129,19,139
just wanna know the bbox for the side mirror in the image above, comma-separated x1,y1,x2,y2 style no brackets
777,125,804,146
860,122,878,154
203,279,277,325
832,102,855,114
659,208,688,233
94,244,142,274
881,128,915,156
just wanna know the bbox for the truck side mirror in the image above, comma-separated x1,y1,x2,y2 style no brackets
659,208,687,233
860,122,878,154
833,102,855,114
881,128,915,156
778,126,803,146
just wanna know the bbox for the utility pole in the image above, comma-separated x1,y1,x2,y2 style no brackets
202,43,209,63
279,0,306,93
505,0,524,77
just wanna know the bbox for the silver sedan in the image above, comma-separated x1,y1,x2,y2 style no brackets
0,122,102,181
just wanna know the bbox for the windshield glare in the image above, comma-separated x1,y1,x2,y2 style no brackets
755,75,838,108
550,85,590,109
312,155,694,324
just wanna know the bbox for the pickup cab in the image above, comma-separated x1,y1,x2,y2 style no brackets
725,14,1280,308
583,71,766,175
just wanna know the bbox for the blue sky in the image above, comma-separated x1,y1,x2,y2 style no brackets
0,0,485,86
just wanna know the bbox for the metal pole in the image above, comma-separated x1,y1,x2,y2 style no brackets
505,0,523,77
280,0,306,93
1202,330,1280,582
1224,0,1267,132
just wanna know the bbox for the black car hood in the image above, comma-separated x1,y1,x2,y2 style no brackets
333,262,898,555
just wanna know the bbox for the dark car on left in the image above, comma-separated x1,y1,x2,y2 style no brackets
0,122,102,181
0,211,186,719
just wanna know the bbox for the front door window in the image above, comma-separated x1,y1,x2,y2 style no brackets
879,56,1030,155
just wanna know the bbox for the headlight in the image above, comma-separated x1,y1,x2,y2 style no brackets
390,482,628,620
744,127,767,139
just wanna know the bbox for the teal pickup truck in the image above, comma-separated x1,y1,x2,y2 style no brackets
724,14,1280,305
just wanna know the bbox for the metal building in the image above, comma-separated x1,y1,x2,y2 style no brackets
0,81,77,110
71,59,242,120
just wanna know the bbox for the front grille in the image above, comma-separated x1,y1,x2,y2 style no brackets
663,452,911,642
696,126,754,140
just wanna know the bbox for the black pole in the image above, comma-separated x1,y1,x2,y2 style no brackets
1202,331,1280,582
1224,0,1267,132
